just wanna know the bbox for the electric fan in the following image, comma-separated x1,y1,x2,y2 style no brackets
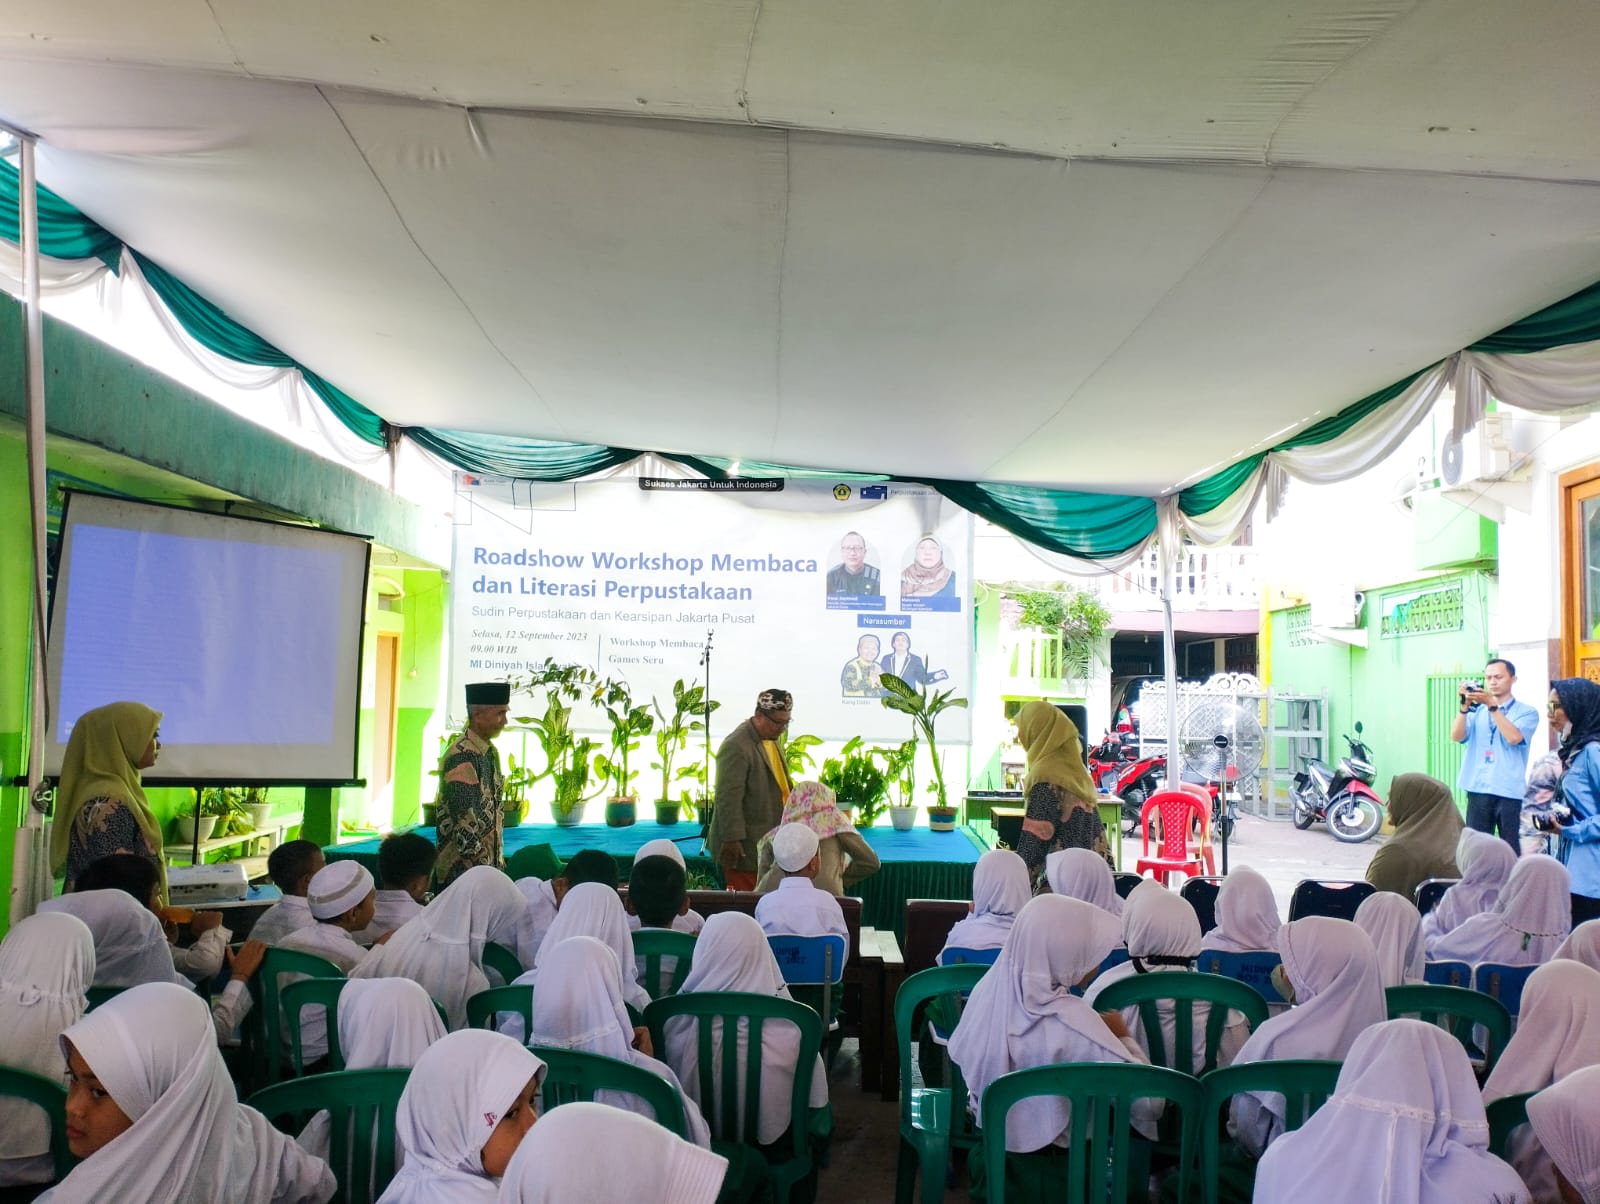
1178,700,1265,874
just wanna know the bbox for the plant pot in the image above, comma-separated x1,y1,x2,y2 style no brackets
605,797,637,828
552,802,589,828
502,805,523,830
654,801,681,826
245,802,274,831
889,805,917,832
421,803,438,828
175,814,220,844
928,805,960,832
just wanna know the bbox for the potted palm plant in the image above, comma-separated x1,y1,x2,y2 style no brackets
880,674,969,831
872,737,919,831
594,677,654,827
649,679,717,825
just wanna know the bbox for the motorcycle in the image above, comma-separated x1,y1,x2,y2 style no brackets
1291,722,1386,843
1089,729,1166,834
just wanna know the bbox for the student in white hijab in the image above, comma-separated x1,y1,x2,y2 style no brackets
948,894,1153,1153
377,1030,544,1204
625,839,705,934
1228,917,1387,1157
1354,891,1427,988
498,1102,728,1204
297,978,447,1164
352,865,527,1028
1428,854,1572,966
279,861,378,974
38,889,188,989
1554,919,1600,973
0,912,94,1188
1083,881,1250,1075
1042,847,1124,917
1253,1019,1530,1204
940,849,1031,956
1480,961,1600,1203
1421,829,1518,949
39,982,336,1203
532,881,652,1014
661,912,829,1147
528,936,710,1147
1198,866,1282,954
1527,1065,1600,1204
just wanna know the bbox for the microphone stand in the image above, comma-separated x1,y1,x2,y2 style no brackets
1213,732,1232,875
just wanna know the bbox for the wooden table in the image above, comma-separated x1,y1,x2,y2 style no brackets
858,925,907,1102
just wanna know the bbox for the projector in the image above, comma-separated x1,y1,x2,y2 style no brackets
167,863,249,904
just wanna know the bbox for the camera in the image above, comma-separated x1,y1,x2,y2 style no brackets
1533,804,1573,833
1460,681,1483,708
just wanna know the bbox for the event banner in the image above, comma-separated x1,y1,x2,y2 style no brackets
448,475,973,742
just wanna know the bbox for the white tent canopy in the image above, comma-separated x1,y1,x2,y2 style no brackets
3,1,1600,494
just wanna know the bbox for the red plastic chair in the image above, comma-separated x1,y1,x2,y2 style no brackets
1135,790,1211,886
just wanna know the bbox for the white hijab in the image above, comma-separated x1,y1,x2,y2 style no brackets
0,912,94,1161
352,866,527,1028
1253,1019,1530,1204
1528,1065,1600,1204
1354,892,1426,988
663,912,828,1146
498,1102,727,1204
944,850,1031,952
948,895,1138,1153
1043,848,1123,916
534,882,651,1013
1555,919,1600,973
1234,918,1387,1066
379,1030,545,1204
1427,854,1571,966
1199,866,1282,954
1422,830,1516,945
38,890,187,988
1481,960,1600,1103
39,983,336,1204
1083,881,1201,1006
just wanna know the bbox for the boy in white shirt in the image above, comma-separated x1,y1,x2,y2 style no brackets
73,853,232,984
249,840,324,945
355,832,436,945
514,848,619,968
754,824,849,961
279,861,378,973
625,839,705,935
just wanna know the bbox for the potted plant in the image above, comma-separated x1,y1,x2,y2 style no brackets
819,736,887,825
1014,584,1113,685
872,737,919,831
175,805,219,846
594,677,654,828
782,733,824,780
241,786,274,832
511,659,608,827
501,744,536,828
649,679,718,825
880,674,969,831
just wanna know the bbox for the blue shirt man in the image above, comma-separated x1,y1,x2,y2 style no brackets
1453,658,1540,854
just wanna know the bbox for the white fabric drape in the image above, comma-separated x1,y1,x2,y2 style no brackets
0,240,107,295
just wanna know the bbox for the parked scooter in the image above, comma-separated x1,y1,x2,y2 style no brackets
1291,722,1385,843
1089,730,1166,833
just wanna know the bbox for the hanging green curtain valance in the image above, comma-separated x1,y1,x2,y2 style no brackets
407,427,642,481
0,159,121,267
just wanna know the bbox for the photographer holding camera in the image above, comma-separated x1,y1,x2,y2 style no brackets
1450,658,1539,855
1548,678,1600,926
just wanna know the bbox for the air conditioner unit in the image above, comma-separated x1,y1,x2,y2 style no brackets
1310,583,1364,629
1436,413,1547,489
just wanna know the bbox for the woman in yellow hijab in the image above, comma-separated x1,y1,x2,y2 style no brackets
51,702,166,899
1013,701,1105,881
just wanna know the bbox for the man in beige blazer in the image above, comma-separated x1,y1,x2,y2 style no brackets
710,689,794,890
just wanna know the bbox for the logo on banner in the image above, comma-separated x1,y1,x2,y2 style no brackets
860,484,888,500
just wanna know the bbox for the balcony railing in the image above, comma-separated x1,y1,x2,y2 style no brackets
1091,546,1260,611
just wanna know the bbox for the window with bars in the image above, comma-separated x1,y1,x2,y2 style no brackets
1380,583,1465,639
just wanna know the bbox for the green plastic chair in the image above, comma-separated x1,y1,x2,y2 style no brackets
1094,972,1270,1076
248,1068,409,1204
529,1045,691,1139
465,984,534,1033
632,929,696,1001
280,979,449,1072
84,985,126,1012
1384,985,1512,1074
892,964,988,1204
979,1062,1205,1204
0,1065,75,1184
257,947,345,1085
482,940,524,985
645,990,824,1204
1196,1060,1342,1204
1485,1091,1534,1161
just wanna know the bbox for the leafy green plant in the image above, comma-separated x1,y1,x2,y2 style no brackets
819,736,888,826
879,675,968,810
782,733,824,778
593,677,655,800
650,679,719,818
509,659,609,821
1014,584,1113,682
870,737,919,809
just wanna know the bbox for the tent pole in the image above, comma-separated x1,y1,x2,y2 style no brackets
1158,500,1180,790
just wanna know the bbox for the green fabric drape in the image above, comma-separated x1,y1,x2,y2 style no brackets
0,159,121,267
1470,278,1600,355
408,427,643,480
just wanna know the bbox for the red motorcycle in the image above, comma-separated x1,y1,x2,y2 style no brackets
1089,730,1167,834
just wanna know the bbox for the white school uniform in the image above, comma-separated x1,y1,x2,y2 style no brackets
948,895,1155,1153
1556,919,1600,973
1253,1019,1530,1204
1427,854,1572,966
38,983,336,1204
941,850,1030,955
627,910,705,935
170,925,232,983
250,894,316,946
377,1030,545,1204
533,882,652,1014
1354,891,1426,988
1421,829,1516,949
276,922,373,1063
529,935,711,1147
1527,1066,1600,1204
755,877,849,957
499,1102,728,1204
1228,917,1387,1157
1043,847,1124,917
1198,865,1281,954
663,912,829,1146
0,913,94,1188
39,890,189,988
353,866,527,1029
627,840,707,934
354,889,424,946
513,877,560,969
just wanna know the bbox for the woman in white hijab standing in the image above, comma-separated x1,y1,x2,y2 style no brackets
1421,829,1518,950
1354,892,1427,988
1480,961,1600,1203
0,912,95,1189
38,982,336,1203
498,1102,728,1204
1228,917,1387,1157
38,888,188,988
661,912,829,1148
1198,866,1282,954
941,850,1032,956
377,1030,543,1204
1554,920,1600,973
532,881,652,1014
352,865,527,1028
1526,1065,1600,1204
1428,854,1572,966
1043,847,1124,917
529,936,710,1147
1253,1019,1530,1204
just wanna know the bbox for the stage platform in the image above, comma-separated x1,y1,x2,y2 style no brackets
325,820,992,937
